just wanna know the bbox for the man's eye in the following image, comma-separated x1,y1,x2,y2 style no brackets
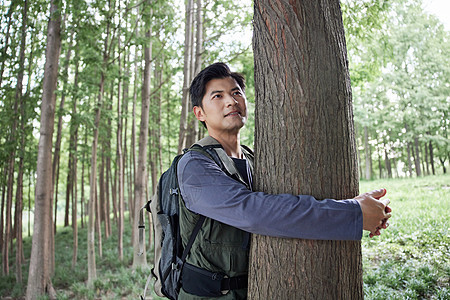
233,91,242,96
212,94,221,99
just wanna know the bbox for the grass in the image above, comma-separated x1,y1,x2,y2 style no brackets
0,174,448,299
360,174,450,299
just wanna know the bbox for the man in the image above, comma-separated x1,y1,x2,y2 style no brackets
177,62,391,299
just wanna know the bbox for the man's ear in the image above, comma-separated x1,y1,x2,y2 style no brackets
193,106,206,122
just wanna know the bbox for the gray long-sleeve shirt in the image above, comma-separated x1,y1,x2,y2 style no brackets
177,150,363,241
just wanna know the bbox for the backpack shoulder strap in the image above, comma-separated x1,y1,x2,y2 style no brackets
189,136,253,189
180,215,206,262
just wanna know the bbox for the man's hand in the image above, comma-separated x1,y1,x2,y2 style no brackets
354,188,392,238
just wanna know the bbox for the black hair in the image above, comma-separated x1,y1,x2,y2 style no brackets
189,62,245,109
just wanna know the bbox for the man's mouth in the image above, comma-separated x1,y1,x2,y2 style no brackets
225,111,241,117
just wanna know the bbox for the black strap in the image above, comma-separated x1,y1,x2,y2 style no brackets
181,215,206,261
221,275,248,291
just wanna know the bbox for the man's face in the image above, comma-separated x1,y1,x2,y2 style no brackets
193,77,247,136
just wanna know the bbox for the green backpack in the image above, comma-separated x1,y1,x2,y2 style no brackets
138,136,253,300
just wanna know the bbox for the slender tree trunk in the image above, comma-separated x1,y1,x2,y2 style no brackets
0,0,14,88
87,72,105,284
54,34,74,230
28,173,32,237
385,148,392,178
132,2,152,267
111,160,118,226
185,0,201,147
26,0,61,297
0,165,7,253
95,175,103,258
406,142,413,177
364,126,371,180
15,104,25,285
3,57,21,276
414,136,422,176
178,0,194,153
429,141,435,175
87,0,113,280
194,0,203,75
99,151,106,232
15,1,28,281
424,143,429,176
378,149,382,179
70,55,79,267
439,157,447,174
250,1,362,298
117,51,125,262
129,36,138,227
81,132,87,229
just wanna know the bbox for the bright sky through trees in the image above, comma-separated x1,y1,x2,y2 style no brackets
423,0,450,30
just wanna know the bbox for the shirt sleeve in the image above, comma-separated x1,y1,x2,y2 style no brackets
177,150,363,241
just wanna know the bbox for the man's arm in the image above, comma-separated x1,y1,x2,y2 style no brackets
178,151,366,240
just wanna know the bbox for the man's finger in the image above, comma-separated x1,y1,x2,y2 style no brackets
381,198,390,207
372,188,387,199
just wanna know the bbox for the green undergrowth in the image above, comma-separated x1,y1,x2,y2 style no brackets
360,174,450,299
0,216,163,299
1,174,448,299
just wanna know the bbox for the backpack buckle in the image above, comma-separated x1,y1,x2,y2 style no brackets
172,262,181,270
169,188,179,195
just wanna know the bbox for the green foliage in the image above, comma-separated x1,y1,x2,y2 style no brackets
360,174,450,299
343,0,450,179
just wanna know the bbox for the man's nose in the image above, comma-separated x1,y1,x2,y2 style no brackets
225,94,238,106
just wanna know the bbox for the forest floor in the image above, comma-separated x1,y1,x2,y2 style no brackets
0,174,448,299
360,174,449,299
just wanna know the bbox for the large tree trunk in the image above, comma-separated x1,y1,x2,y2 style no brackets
26,0,61,298
249,1,362,298
132,2,152,267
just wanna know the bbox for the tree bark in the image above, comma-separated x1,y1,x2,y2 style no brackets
26,0,61,297
249,1,362,298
